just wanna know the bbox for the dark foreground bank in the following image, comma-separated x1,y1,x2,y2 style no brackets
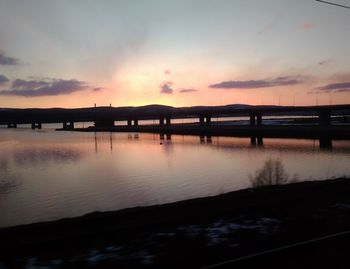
1,178,350,268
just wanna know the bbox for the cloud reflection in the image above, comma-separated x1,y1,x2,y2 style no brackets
0,160,19,195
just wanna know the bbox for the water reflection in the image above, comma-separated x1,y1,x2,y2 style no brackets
0,129,349,228
13,148,82,165
0,160,19,195
250,136,264,147
92,132,345,154
0,180,17,195
250,158,298,188
109,132,113,152
319,136,332,150
200,135,212,144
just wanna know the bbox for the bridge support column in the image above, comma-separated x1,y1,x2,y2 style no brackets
256,113,263,126
127,119,132,126
318,110,331,126
250,113,256,126
166,117,171,126
7,123,17,128
199,116,205,126
133,119,138,126
250,113,263,126
159,117,165,126
206,116,211,126
31,122,42,129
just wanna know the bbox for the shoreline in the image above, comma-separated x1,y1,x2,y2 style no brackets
2,177,350,268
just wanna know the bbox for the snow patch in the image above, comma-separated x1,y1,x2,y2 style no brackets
25,258,49,269
85,246,123,265
178,225,202,239
205,218,281,246
334,203,350,209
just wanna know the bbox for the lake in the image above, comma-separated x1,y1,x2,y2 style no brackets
1,126,350,228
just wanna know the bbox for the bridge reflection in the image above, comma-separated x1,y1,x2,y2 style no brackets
162,133,333,150
93,132,334,152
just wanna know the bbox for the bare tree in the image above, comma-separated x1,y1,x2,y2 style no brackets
250,158,292,188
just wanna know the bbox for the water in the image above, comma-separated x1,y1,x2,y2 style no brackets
0,126,350,228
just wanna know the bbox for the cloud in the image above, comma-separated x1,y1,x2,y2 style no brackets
179,88,198,93
160,81,173,94
0,79,91,97
12,79,50,89
313,82,350,93
164,69,171,75
0,51,21,65
209,76,303,89
0,74,9,85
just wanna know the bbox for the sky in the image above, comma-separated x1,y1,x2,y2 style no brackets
0,0,350,108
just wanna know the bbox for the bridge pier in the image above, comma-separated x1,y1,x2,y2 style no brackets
250,113,256,126
206,116,211,126
133,119,138,126
31,122,42,129
256,113,262,126
63,121,74,129
250,113,263,126
166,117,171,126
199,116,211,126
318,110,331,126
159,117,165,126
199,116,205,126
7,123,17,128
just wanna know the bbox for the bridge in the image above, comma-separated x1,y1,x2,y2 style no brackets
0,104,349,129
1,104,349,148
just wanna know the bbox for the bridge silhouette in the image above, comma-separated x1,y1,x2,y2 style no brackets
1,104,349,145
1,104,349,127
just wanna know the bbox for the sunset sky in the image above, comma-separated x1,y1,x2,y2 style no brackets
0,0,350,108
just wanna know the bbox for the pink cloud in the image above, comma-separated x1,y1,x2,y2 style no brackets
300,23,315,30
160,81,173,94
